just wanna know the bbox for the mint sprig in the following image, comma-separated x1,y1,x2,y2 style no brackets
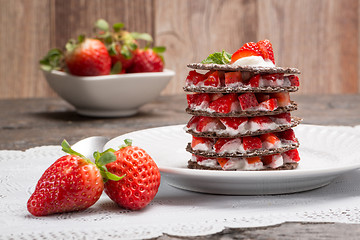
201,50,231,64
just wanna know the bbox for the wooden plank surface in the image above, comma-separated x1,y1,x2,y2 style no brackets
0,0,359,99
0,95,360,238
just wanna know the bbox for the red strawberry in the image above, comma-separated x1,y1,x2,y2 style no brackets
288,75,300,86
283,149,300,162
250,116,273,125
217,158,229,168
242,136,262,151
260,133,281,149
27,140,120,216
187,93,210,109
196,116,224,132
231,42,261,63
246,156,262,164
257,39,275,64
238,93,259,110
186,70,206,86
278,129,298,143
214,138,240,153
65,37,111,76
219,117,248,130
248,74,260,87
128,48,164,73
270,113,291,124
209,93,240,113
258,98,278,111
204,71,221,87
271,92,291,107
262,154,282,167
209,93,224,101
186,116,201,129
225,72,242,86
104,139,161,210
231,39,275,64
191,136,214,150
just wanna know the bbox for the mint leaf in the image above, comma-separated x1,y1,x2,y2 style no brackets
201,50,231,64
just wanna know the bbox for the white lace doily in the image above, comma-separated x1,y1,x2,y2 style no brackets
1,125,360,240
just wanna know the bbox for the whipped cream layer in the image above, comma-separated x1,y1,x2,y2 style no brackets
232,56,275,67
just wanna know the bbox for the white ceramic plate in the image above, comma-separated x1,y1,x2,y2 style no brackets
104,124,360,195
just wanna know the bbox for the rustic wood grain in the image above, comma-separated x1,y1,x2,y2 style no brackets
0,0,359,99
156,0,359,95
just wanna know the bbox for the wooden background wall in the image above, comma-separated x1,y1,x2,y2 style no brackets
0,0,359,99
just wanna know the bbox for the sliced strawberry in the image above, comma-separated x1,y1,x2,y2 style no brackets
248,74,260,87
262,73,284,86
262,154,283,167
209,93,239,113
186,116,201,128
217,158,229,168
214,138,241,153
258,98,278,111
283,149,300,162
186,70,206,86
204,71,221,87
271,92,290,107
196,116,224,132
257,39,275,64
210,93,224,101
225,72,242,86
187,93,210,109
195,155,214,163
219,117,248,130
247,156,262,164
242,136,262,151
250,116,273,125
231,42,261,63
191,136,214,150
256,93,270,102
278,129,297,143
270,113,291,124
288,75,300,86
238,93,259,110
260,133,281,149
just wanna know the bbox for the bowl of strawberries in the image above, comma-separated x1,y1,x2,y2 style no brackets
41,20,174,117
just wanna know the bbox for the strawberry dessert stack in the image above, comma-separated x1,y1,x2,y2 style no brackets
184,40,301,171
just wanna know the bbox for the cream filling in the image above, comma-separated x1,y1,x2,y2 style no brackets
232,56,275,67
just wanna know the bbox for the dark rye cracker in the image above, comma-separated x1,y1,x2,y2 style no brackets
186,141,299,158
186,101,297,117
187,160,298,171
187,63,301,74
186,117,302,138
183,85,299,93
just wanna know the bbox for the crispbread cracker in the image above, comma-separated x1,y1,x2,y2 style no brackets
186,117,302,138
187,63,301,74
186,141,299,158
186,101,297,117
187,160,298,171
183,85,299,93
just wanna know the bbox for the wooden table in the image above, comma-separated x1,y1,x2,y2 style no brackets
1,94,360,239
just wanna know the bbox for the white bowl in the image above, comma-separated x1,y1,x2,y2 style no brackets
43,69,175,117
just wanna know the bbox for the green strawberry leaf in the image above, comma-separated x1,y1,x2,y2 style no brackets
39,48,64,71
152,46,166,54
95,19,109,31
201,50,231,64
103,171,125,181
120,45,132,59
61,139,86,159
96,151,117,166
110,61,122,74
130,32,153,42
119,139,132,149
113,22,124,32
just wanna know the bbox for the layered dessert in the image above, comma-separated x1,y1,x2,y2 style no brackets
184,39,301,171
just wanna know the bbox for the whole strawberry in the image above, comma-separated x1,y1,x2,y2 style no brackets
104,139,161,210
65,36,111,76
27,140,121,216
128,47,165,73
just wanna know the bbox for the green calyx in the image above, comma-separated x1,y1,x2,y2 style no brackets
61,139,124,182
39,48,64,71
201,50,231,64
119,139,132,149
